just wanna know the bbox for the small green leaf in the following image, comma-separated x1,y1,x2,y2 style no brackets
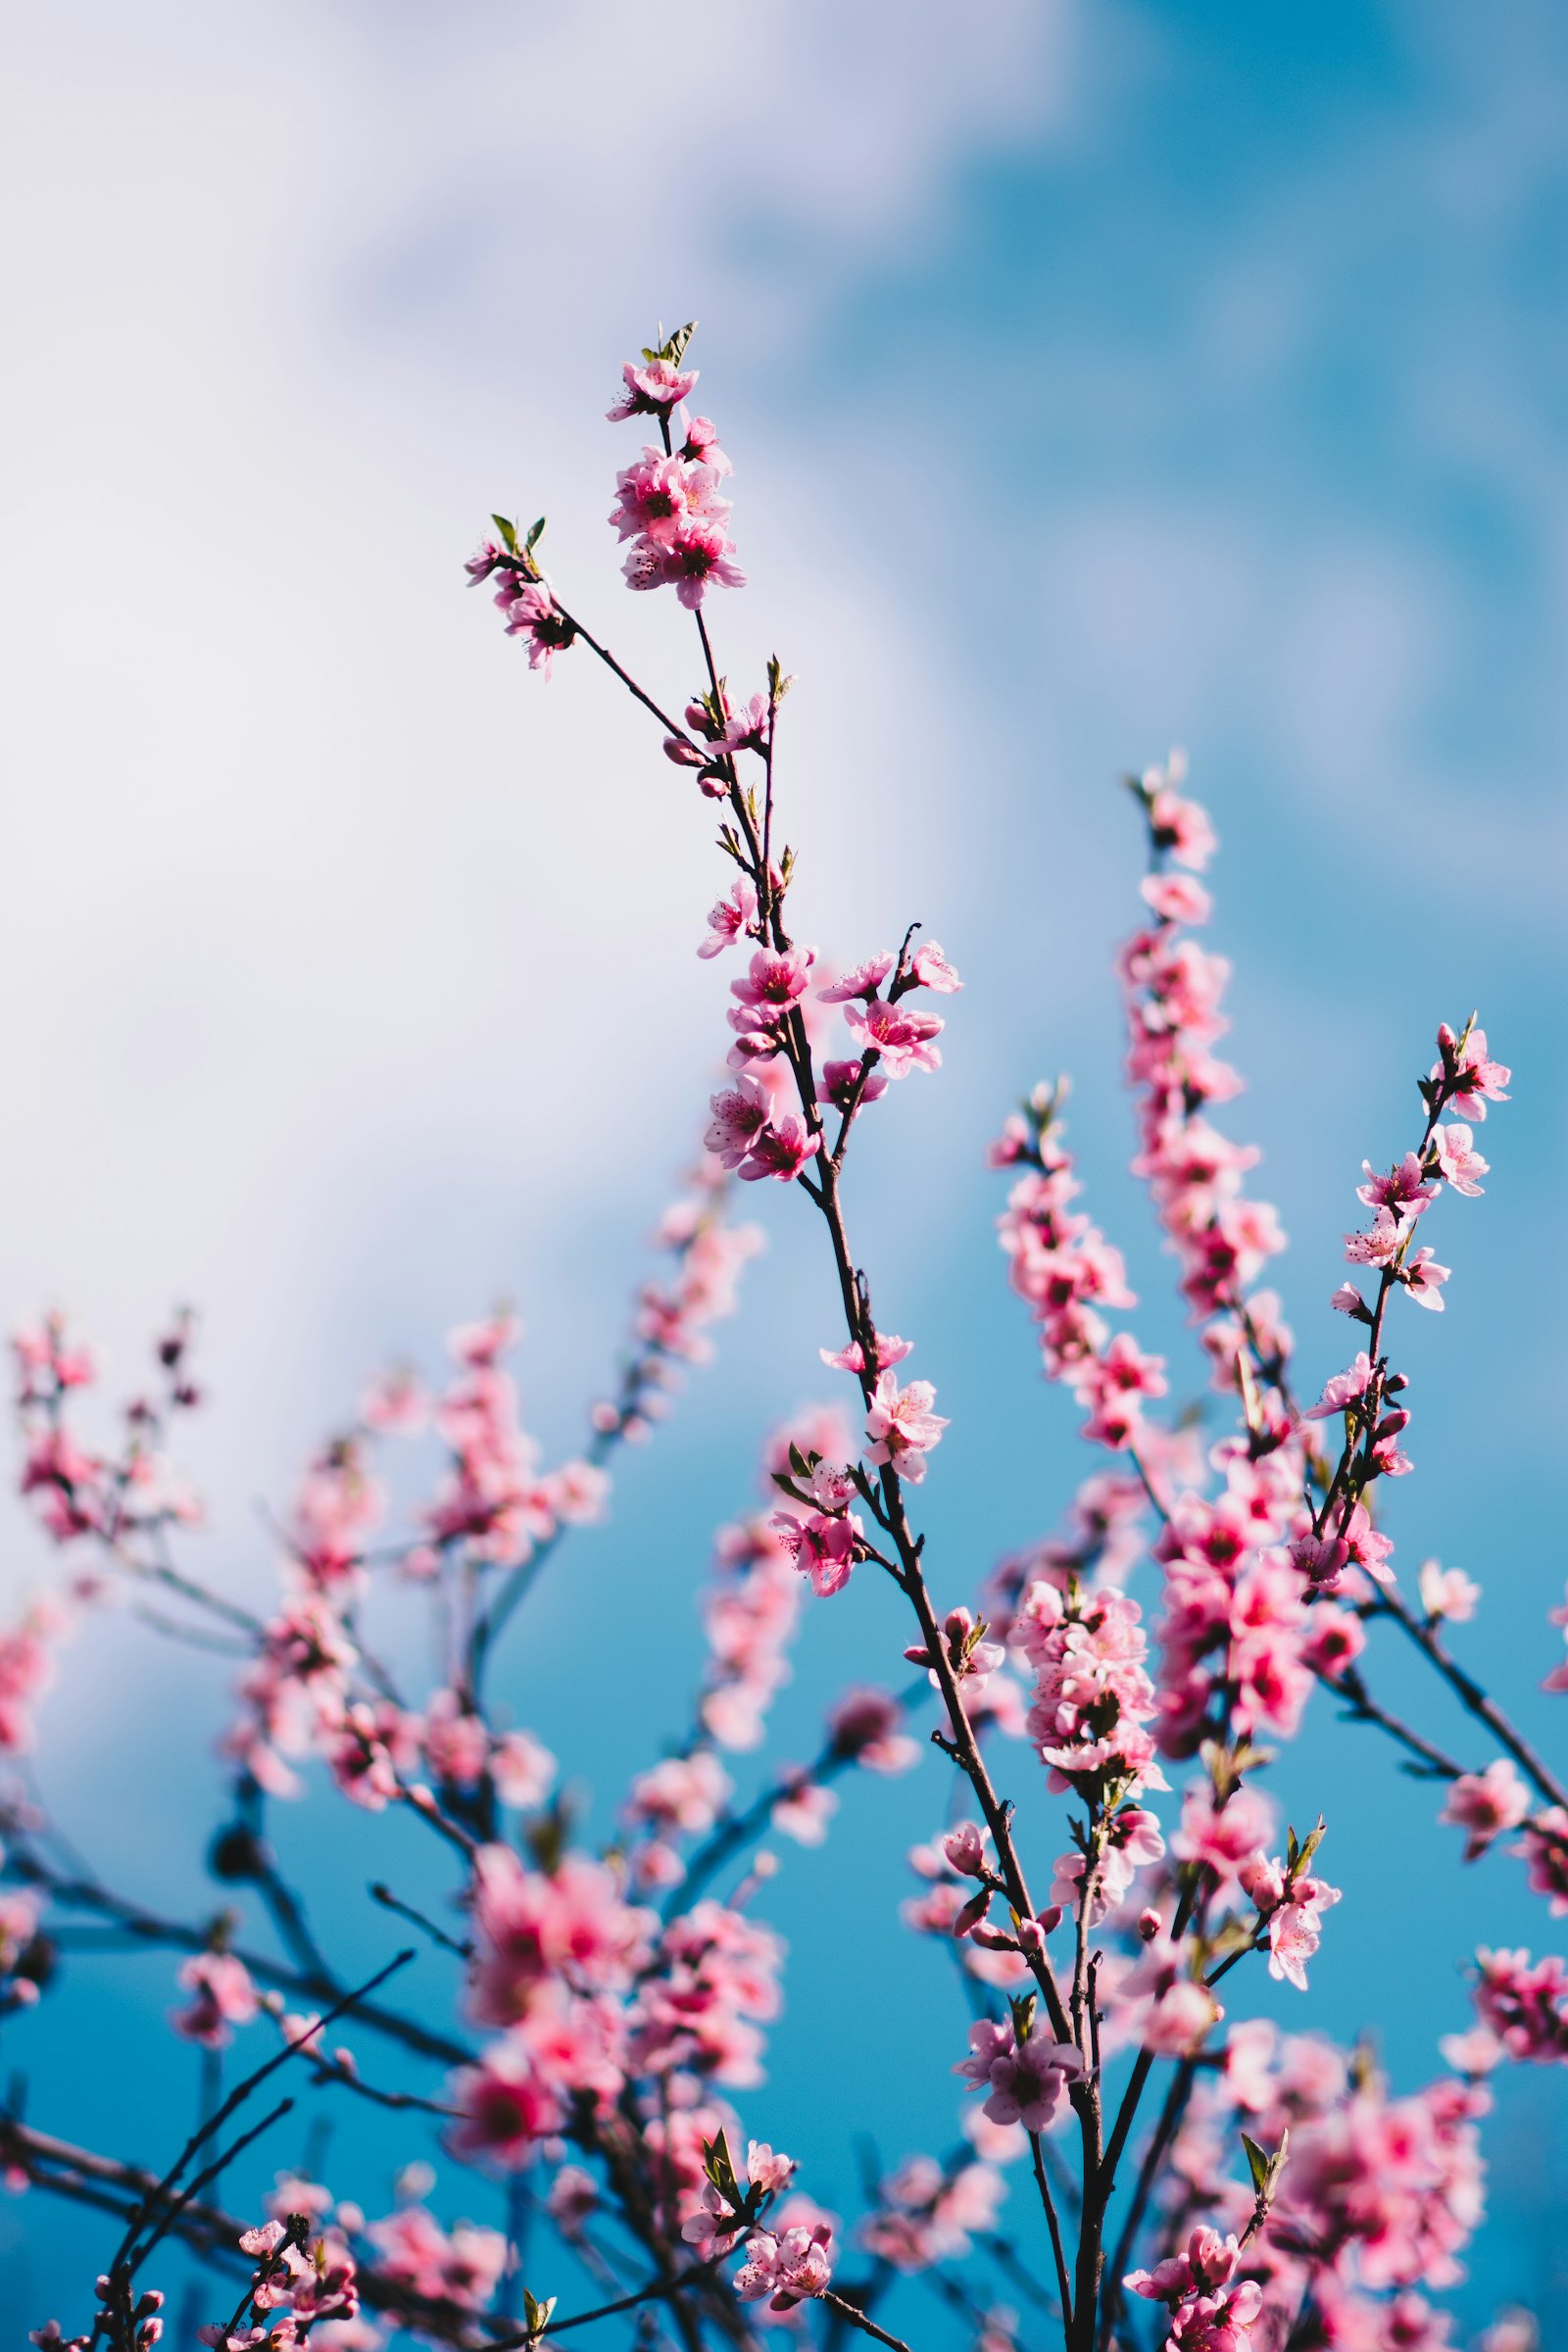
702,2128,741,2205
522,2290,557,2341
1293,1817,1328,1878
525,516,546,556
491,514,517,554
1270,2127,1290,2189
1241,2133,1270,2198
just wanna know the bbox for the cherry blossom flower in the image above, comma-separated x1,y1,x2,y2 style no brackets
1401,1248,1450,1308
818,953,896,1004
496,582,576,676
1434,1123,1489,1195
681,416,731,474
1432,1023,1510,1121
817,1057,889,1114
1515,1810,1568,1915
843,994,945,1077
1439,1763,1530,1861
863,1373,949,1482
909,940,963,992
956,2017,1082,2132
607,355,698,421
699,881,759,959
819,1329,912,1375
735,1115,818,1184
1418,1559,1480,1623
172,1953,259,2048
734,2222,834,2310
771,1507,859,1597
1141,872,1213,926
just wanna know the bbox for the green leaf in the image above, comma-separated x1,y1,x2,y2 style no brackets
491,514,517,554
702,2128,741,2205
1293,1816,1328,1879
522,2290,557,2341
525,516,547,556
1241,2133,1270,2198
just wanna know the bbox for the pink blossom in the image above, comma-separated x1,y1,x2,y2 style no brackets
421,1688,490,1788
1356,1154,1436,1214
1433,1022,1510,1121
1140,873,1213,926
819,1330,911,1375
909,940,963,992
450,2038,563,2164
1439,1762,1530,1861
1434,1123,1489,1195
770,1775,838,1845
1472,1946,1568,2061
680,2179,747,2258
172,1953,259,2048
1263,1876,1342,1991
843,994,945,1078
730,947,815,1013
956,2017,1082,2132
681,415,730,474
817,1057,889,1114
699,881,759,959
863,1373,949,1482
490,1727,557,1810
1173,1783,1276,1881
943,1821,990,1879
624,518,746,609
771,1507,859,1597
609,450,728,549
1515,1809,1568,1914
1344,1207,1408,1268
495,582,576,677
706,1078,773,1169
734,2222,834,2310
1305,1353,1375,1420
1418,1559,1479,1623
818,953,896,1004
1401,1248,1449,1309
607,356,698,421
1128,2229,1262,2352
735,1115,818,1184
627,1750,730,1840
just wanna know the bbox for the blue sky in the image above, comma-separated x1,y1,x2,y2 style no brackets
4,0,1567,2339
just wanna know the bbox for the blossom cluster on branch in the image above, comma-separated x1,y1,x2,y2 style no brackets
6,326,1553,2352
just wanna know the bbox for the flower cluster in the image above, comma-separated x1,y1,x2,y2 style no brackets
1017,1578,1165,1804
1119,757,1288,1353
365,2201,508,2312
992,1091,1145,1427
604,336,743,609
197,2217,360,2348
1127,2225,1263,2352
858,2155,1004,2273
1469,1947,1568,2063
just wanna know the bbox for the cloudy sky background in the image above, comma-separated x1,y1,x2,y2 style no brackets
4,0,1566,2335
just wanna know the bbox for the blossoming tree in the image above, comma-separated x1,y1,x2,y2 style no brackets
5,325,1556,2352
